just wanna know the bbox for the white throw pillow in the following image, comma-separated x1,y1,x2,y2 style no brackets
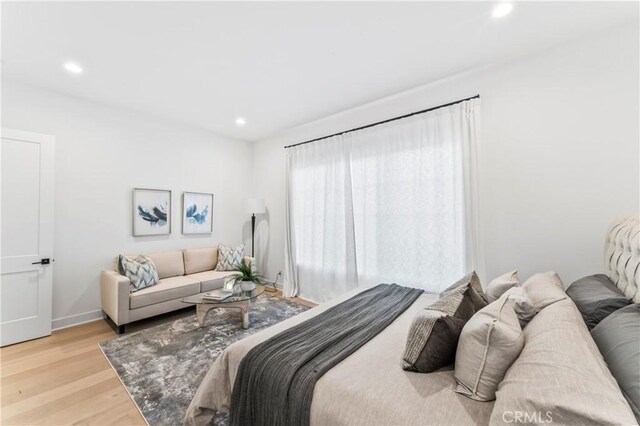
119,254,159,293
454,295,524,401
520,271,566,313
485,270,519,302
502,286,536,328
215,244,245,271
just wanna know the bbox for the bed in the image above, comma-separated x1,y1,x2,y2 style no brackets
184,215,639,426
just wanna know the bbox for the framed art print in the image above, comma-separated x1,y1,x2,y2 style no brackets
182,192,214,234
133,188,171,236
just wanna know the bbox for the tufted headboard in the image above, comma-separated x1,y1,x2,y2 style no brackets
605,214,640,303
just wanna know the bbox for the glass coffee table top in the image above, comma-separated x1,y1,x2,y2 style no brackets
181,285,265,305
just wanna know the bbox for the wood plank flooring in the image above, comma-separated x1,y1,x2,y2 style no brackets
0,291,315,425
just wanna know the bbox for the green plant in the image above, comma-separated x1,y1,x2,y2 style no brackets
229,259,263,284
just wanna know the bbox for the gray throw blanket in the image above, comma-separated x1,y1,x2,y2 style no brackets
230,283,423,426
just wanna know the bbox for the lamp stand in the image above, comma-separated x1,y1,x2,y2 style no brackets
251,213,256,257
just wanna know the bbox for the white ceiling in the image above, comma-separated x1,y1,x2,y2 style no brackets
2,1,637,141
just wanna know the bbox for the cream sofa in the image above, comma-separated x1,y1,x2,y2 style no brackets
100,247,253,333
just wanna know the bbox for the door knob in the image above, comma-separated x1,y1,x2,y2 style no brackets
32,258,51,265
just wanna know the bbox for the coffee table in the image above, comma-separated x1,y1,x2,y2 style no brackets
181,285,265,329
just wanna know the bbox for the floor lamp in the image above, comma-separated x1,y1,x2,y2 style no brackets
246,198,265,258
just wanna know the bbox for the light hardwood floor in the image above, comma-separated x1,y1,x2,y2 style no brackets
0,291,315,425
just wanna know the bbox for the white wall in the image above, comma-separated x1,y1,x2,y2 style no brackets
2,81,253,328
252,24,639,290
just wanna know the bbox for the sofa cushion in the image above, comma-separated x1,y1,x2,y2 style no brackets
147,250,185,279
566,274,632,330
189,270,233,292
489,298,637,425
184,247,218,275
130,275,199,309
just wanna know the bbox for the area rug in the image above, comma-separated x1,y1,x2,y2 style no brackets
99,294,309,426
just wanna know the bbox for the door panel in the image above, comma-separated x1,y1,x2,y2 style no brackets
1,128,55,346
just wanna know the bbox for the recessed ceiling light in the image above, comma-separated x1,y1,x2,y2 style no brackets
63,62,83,74
235,117,247,126
492,3,513,18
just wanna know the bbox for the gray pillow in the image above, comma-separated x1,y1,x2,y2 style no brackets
440,271,487,311
566,274,632,330
402,286,476,373
454,295,524,401
119,254,159,292
591,303,640,422
485,270,519,302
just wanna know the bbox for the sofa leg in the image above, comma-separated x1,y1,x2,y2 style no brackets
118,324,125,334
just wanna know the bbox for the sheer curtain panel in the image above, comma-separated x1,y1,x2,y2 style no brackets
284,98,481,302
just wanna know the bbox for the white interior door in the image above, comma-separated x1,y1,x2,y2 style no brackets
1,128,55,347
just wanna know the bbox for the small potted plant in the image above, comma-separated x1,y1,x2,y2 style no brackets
230,259,263,292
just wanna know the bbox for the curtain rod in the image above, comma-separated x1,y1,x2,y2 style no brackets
284,94,480,149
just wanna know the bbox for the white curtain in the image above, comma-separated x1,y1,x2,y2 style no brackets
285,98,482,302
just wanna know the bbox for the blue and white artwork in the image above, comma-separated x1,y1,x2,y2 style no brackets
133,189,172,236
182,192,213,234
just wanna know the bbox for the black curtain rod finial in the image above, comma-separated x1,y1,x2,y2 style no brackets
285,94,480,149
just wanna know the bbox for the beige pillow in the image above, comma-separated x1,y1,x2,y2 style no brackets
520,271,566,313
485,270,519,302
454,295,524,401
502,286,535,328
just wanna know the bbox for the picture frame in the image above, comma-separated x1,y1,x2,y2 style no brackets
132,188,172,236
182,192,214,234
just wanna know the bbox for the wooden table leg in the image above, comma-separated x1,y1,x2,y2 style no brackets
224,300,250,329
195,300,250,328
196,304,215,327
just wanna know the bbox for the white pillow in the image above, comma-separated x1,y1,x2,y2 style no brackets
119,254,159,293
485,270,519,302
454,296,524,401
520,271,566,313
502,286,536,328
215,244,245,271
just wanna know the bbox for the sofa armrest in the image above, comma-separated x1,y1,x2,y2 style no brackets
243,256,256,272
100,270,131,325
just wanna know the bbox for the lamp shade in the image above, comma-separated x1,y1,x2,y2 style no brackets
246,198,266,214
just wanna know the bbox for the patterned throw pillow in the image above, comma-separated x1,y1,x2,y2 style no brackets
119,254,159,293
402,282,480,373
440,271,488,311
215,244,245,271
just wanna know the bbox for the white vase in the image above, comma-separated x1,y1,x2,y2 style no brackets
241,281,256,291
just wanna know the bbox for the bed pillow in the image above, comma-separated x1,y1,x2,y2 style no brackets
440,271,487,311
591,303,640,421
118,254,159,293
520,271,566,313
502,286,536,328
566,274,632,330
485,270,519,302
402,286,476,373
490,298,637,425
454,295,524,401
215,244,245,271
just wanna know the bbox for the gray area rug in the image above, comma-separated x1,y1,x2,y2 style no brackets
99,294,309,426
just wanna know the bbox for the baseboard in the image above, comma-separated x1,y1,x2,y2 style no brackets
52,309,104,331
